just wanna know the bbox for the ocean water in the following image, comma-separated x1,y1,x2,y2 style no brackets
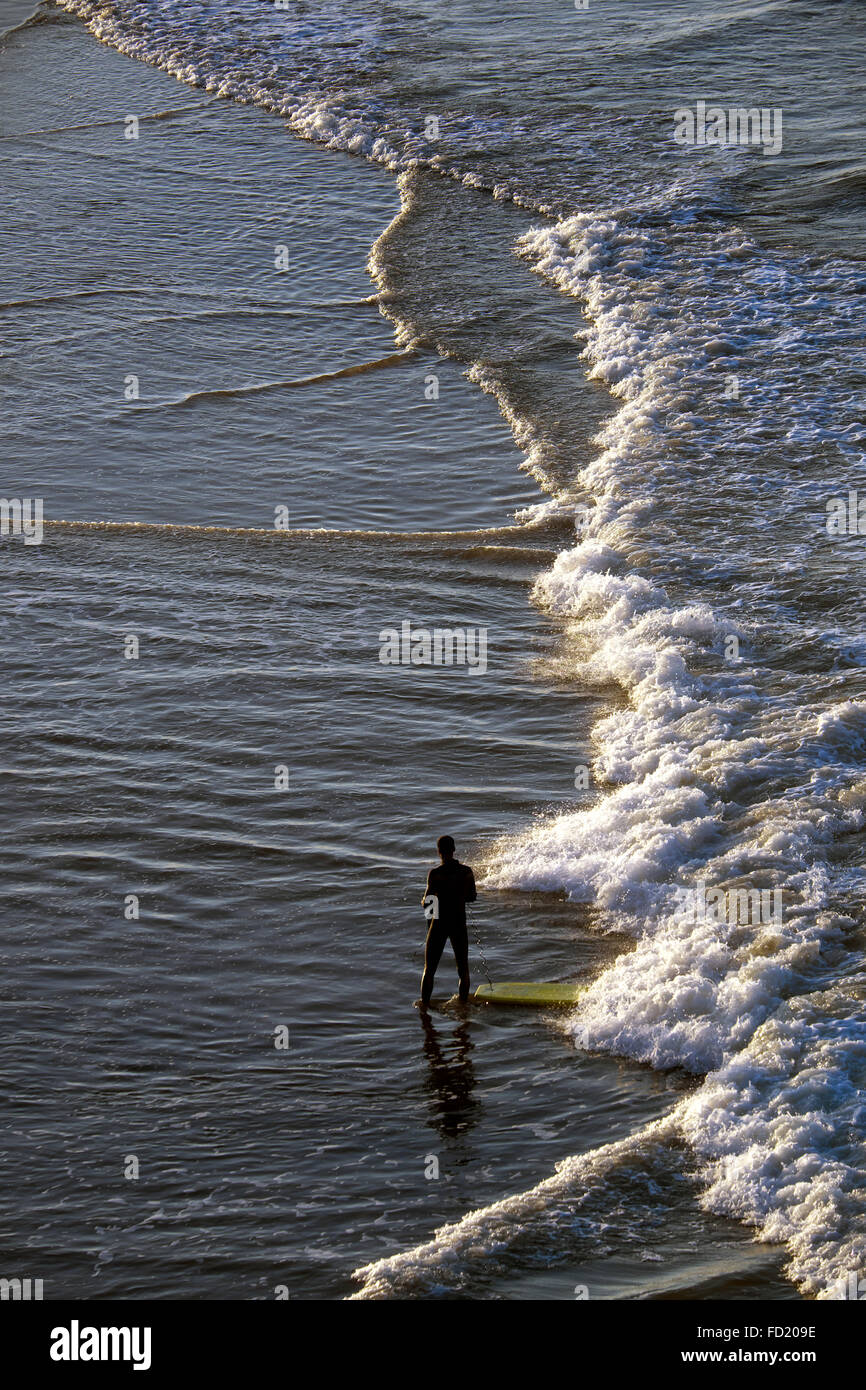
2,0,866,1299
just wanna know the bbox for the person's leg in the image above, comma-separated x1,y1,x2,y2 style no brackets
420,923,447,1004
451,926,470,1003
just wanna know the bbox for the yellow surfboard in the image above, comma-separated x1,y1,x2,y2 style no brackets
474,981,585,1006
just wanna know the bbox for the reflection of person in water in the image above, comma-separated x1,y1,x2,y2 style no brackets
419,1009,480,1141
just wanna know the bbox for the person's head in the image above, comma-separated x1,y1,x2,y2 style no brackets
437,834,456,861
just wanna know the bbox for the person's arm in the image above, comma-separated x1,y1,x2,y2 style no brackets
465,867,477,903
422,868,433,906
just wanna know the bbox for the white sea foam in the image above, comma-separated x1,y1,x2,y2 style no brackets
680,983,866,1297
356,205,866,1295
467,209,866,1293
56,0,548,210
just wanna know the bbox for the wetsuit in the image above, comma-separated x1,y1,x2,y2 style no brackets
421,857,477,1003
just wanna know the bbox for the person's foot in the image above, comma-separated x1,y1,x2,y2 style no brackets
414,998,430,1010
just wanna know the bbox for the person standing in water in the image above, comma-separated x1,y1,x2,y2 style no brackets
418,835,477,1007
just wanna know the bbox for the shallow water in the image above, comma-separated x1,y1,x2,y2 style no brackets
3,0,866,1299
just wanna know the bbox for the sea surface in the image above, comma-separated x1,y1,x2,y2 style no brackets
2,0,866,1299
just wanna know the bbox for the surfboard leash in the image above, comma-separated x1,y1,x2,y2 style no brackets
469,909,494,987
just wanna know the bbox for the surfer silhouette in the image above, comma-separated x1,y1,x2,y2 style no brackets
418,835,477,1006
